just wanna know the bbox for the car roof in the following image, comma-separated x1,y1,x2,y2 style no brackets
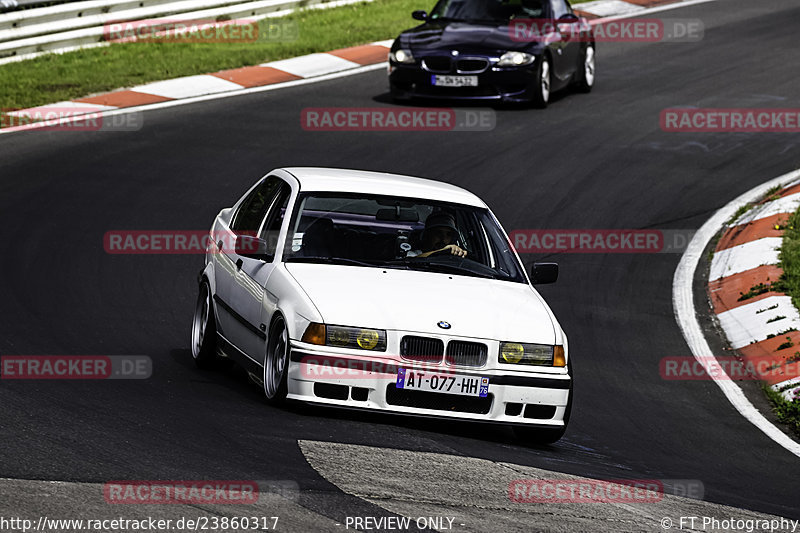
280,167,487,208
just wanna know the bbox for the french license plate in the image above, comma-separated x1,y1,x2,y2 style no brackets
431,75,478,87
396,368,489,397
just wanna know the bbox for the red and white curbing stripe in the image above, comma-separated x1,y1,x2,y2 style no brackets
4,39,393,123
709,181,800,402
0,0,709,130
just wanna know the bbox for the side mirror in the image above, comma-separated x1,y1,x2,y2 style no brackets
531,262,558,284
558,12,579,22
235,234,271,261
412,10,428,20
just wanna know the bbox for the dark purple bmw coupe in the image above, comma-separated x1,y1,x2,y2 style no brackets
388,0,595,107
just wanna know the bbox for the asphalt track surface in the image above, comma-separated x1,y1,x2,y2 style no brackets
1,0,800,529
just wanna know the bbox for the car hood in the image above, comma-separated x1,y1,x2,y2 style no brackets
284,263,557,344
397,20,533,53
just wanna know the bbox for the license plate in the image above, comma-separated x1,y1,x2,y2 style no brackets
396,368,489,397
431,75,478,87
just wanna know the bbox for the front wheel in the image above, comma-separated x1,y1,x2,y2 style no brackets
263,317,290,403
575,44,595,93
191,281,218,369
531,55,551,108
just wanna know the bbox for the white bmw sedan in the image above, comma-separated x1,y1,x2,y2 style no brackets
192,167,572,443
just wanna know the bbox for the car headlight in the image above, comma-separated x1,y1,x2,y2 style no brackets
499,342,565,366
497,51,535,67
302,323,387,351
391,49,415,64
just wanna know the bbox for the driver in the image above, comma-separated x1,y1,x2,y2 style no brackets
407,212,467,258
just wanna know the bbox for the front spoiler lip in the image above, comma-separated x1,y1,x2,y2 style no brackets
286,396,566,429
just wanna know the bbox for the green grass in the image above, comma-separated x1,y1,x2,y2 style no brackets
0,0,420,109
778,205,800,311
0,0,588,110
761,201,800,437
765,385,800,438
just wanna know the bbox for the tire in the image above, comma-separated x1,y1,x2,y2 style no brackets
531,54,551,109
575,44,595,93
512,360,573,445
263,316,290,403
191,281,219,369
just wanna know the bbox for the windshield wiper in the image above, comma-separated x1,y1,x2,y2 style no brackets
387,259,497,279
286,256,377,267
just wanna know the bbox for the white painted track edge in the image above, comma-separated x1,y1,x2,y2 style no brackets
673,168,800,458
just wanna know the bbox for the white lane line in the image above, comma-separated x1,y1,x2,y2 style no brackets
708,237,781,281
673,168,800,459
262,53,361,77
129,75,244,99
6,101,117,116
371,39,394,48
579,0,645,17
0,63,387,133
733,192,800,226
588,0,717,22
717,295,800,349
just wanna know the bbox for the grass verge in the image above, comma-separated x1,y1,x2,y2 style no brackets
765,385,800,438
761,200,800,436
0,0,419,110
778,205,800,310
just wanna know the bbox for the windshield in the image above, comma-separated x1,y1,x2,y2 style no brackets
283,193,526,283
430,0,547,22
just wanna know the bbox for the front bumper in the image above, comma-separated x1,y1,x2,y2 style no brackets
389,62,539,103
287,342,571,427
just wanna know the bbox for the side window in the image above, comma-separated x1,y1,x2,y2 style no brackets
231,176,282,234
260,185,291,256
550,0,570,19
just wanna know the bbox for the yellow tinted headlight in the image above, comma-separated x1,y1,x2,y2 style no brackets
329,328,350,347
325,325,386,351
501,343,524,363
499,342,563,366
356,329,380,350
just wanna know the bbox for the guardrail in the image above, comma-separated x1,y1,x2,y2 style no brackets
0,0,71,15
0,0,359,64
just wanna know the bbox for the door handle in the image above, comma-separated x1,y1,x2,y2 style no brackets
236,259,243,271
217,240,224,251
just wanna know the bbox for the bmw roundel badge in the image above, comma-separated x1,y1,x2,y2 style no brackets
437,321,451,329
